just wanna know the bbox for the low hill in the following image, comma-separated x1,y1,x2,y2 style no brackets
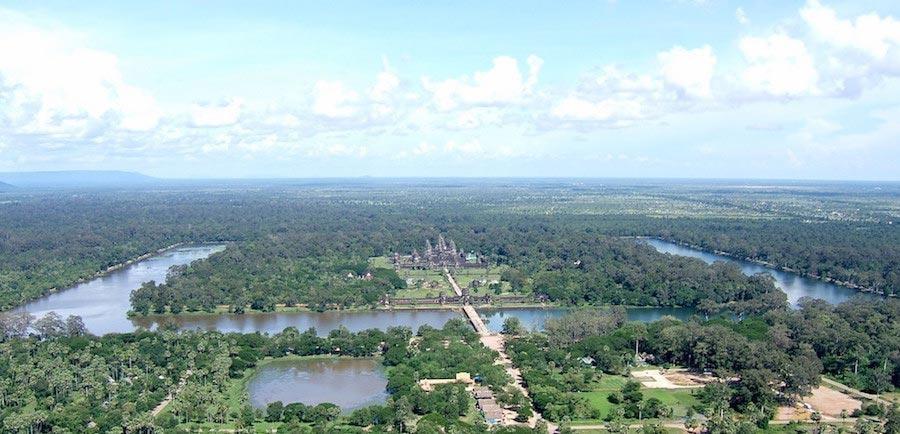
0,181,13,191
0,170,159,189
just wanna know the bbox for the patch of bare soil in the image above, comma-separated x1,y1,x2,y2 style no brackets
805,386,861,418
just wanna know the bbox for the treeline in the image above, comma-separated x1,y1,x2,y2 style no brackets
499,236,786,313
507,297,899,426
130,253,406,313
648,218,900,295
0,312,554,433
1,184,895,313
136,219,786,313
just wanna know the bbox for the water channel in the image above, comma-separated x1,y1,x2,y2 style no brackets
16,239,872,336
19,244,227,335
642,238,871,307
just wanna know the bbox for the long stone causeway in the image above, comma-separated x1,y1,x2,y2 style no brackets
445,270,552,431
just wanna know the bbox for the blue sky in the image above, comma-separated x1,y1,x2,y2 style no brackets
1,1,899,179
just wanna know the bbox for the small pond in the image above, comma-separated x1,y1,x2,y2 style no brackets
247,357,388,411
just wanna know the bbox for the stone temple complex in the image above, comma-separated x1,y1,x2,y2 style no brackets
392,234,484,269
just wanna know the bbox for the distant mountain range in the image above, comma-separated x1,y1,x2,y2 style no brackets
0,181,14,191
0,170,159,189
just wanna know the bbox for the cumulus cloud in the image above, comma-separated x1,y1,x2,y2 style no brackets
548,66,667,127
798,0,900,97
801,0,900,61
658,45,716,98
422,55,543,110
312,80,359,118
190,98,243,127
0,10,161,135
739,34,819,97
370,58,400,102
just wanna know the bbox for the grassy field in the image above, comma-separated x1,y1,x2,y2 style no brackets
370,256,522,298
452,266,518,295
394,268,453,298
575,375,700,423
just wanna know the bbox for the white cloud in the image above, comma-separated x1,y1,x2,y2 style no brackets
801,0,900,61
190,98,243,127
443,139,484,155
0,10,161,134
397,138,519,160
370,58,400,102
658,45,716,98
551,95,644,123
736,7,749,25
740,34,819,97
312,80,359,118
797,0,900,97
549,67,664,126
422,55,543,110
525,55,544,91
307,143,368,158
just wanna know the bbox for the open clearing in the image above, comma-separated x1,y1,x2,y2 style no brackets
775,386,861,422
576,375,700,422
631,368,712,389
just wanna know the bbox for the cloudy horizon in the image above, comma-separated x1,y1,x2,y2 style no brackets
1,0,899,180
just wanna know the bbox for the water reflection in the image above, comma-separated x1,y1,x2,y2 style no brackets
478,306,696,333
643,238,872,306
247,357,388,411
134,309,461,336
19,244,226,335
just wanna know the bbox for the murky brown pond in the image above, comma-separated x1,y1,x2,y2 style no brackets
247,357,388,411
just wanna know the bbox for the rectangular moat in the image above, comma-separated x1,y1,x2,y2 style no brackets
12,239,876,336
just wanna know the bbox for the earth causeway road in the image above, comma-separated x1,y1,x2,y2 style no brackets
446,271,555,432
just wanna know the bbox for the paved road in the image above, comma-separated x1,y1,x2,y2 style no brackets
445,269,464,297
446,270,554,432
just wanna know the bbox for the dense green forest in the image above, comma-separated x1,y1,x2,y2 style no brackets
0,181,896,312
0,314,545,433
507,298,900,427
132,229,784,313
0,181,900,308
1,298,897,432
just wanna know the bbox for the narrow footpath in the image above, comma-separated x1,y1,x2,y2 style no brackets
446,271,553,432
150,372,191,417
